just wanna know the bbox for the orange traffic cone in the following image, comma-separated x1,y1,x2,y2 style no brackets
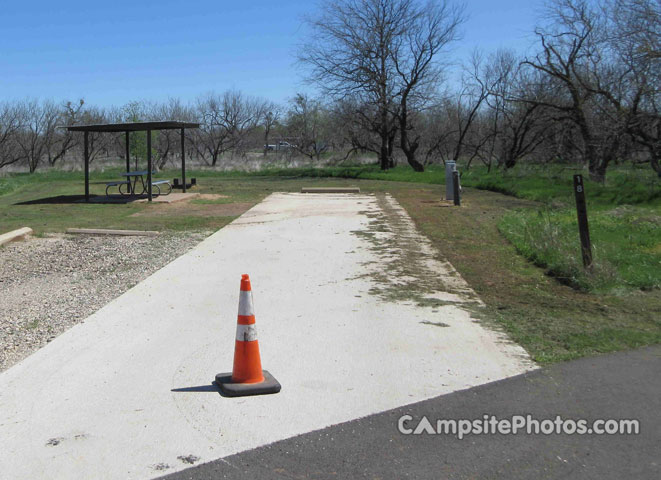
215,274,281,397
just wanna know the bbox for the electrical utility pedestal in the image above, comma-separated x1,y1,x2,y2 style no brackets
445,160,457,201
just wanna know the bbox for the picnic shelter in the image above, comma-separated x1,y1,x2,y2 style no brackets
67,121,200,202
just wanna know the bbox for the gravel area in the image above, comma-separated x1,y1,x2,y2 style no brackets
0,231,210,372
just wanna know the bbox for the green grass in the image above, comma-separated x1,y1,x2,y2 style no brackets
456,165,661,293
499,206,661,292
459,164,661,206
182,164,447,183
0,169,377,235
0,171,233,234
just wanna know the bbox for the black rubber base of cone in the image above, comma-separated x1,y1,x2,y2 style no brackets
214,370,281,397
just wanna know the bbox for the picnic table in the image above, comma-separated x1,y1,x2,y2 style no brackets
105,171,171,197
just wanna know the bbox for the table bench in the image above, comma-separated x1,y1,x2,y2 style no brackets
151,180,172,196
105,180,131,196
105,176,171,197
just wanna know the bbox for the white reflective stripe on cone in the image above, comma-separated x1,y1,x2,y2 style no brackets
238,290,255,316
235,323,258,342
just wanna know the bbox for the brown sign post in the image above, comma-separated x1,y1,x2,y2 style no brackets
573,174,593,268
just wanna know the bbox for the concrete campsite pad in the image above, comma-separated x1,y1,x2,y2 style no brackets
0,193,535,479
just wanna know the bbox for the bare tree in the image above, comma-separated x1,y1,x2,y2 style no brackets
610,0,660,59
607,0,661,176
334,95,399,165
423,56,488,166
148,98,193,168
46,99,85,166
74,105,114,165
475,50,548,169
393,1,465,171
191,93,230,166
191,91,266,166
222,91,267,158
0,102,26,169
262,104,282,156
300,0,405,169
13,99,60,173
522,0,625,181
285,93,330,160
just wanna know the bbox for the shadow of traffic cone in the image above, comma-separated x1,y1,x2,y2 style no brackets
215,274,281,397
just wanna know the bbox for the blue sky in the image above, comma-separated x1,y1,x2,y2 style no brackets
0,0,543,107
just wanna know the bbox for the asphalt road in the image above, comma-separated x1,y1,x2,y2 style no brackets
162,345,661,480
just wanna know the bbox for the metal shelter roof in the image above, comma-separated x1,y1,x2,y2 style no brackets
67,121,199,133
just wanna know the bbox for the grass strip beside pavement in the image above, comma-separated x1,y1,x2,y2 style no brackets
389,186,661,365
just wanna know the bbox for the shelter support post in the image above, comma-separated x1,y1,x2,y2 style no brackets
84,131,89,202
181,128,186,193
125,131,130,173
147,130,152,202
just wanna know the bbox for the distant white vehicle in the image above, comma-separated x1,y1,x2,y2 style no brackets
264,141,297,151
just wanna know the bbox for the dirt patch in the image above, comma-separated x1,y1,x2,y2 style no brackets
130,201,253,218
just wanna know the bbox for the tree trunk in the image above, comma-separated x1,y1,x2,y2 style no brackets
401,144,424,171
650,145,661,177
379,141,389,170
379,104,390,170
588,137,617,183
575,116,606,183
588,162,607,183
263,129,269,157
587,143,606,182
504,157,517,169
399,100,424,172
387,130,396,168
404,152,424,171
